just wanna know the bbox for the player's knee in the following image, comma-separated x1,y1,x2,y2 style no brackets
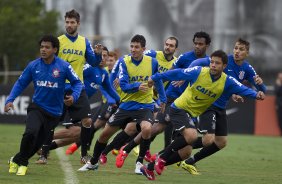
183,129,197,144
82,118,92,128
141,122,152,136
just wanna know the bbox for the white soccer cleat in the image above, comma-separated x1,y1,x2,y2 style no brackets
134,161,143,175
78,162,98,172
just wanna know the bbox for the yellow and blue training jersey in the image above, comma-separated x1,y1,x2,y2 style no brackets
151,66,259,117
174,67,226,117
118,55,166,111
58,34,101,87
189,56,267,109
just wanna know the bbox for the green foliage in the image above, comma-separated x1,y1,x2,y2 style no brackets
0,0,59,70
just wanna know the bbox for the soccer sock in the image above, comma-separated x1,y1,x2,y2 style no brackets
125,133,138,143
113,131,131,150
75,140,81,148
41,145,50,158
101,131,130,155
124,139,138,153
40,130,54,157
164,123,173,148
137,137,151,163
49,141,58,150
160,136,187,161
192,137,203,149
189,142,220,164
90,140,107,165
158,149,165,156
80,125,91,157
150,135,157,142
147,161,155,171
165,151,182,166
88,126,99,149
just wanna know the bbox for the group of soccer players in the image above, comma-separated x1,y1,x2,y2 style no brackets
5,9,266,180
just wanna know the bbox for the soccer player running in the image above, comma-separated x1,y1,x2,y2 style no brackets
64,48,119,156
69,47,120,155
164,31,211,146
78,34,166,172
132,31,211,163
145,36,179,147
140,50,265,180
36,9,103,164
179,38,267,174
108,36,178,174
6,35,83,176
40,47,119,157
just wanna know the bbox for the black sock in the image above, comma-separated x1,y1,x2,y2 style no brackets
75,140,81,148
113,131,131,150
147,161,155,171
164,123,173,148
41,144,50,157
124,139,138,153
101,131,130,155
165,151,182,166
49,141,58,150
160,136,187,161
88,126,99,150
150,135,156,143
90,140,107,164
123,133,138,147
192,137,203,149
189,142,220,164
81,126,91,157
137,137,151,163
41,130,54,157
158,149,165,156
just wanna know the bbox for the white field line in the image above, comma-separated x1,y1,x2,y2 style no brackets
55,148,79,184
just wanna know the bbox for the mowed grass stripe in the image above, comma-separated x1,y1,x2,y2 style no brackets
55,147,79,184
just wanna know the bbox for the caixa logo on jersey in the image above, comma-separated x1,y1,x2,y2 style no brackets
36,81,58,88
52,69,60,78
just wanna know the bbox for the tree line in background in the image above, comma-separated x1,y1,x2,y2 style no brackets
0,0,59,84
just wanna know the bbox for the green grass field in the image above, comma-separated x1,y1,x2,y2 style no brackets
0,123,282,184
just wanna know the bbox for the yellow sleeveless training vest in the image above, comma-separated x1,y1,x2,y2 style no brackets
174,67,227,117
58,34,86,83
120,55,154,104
